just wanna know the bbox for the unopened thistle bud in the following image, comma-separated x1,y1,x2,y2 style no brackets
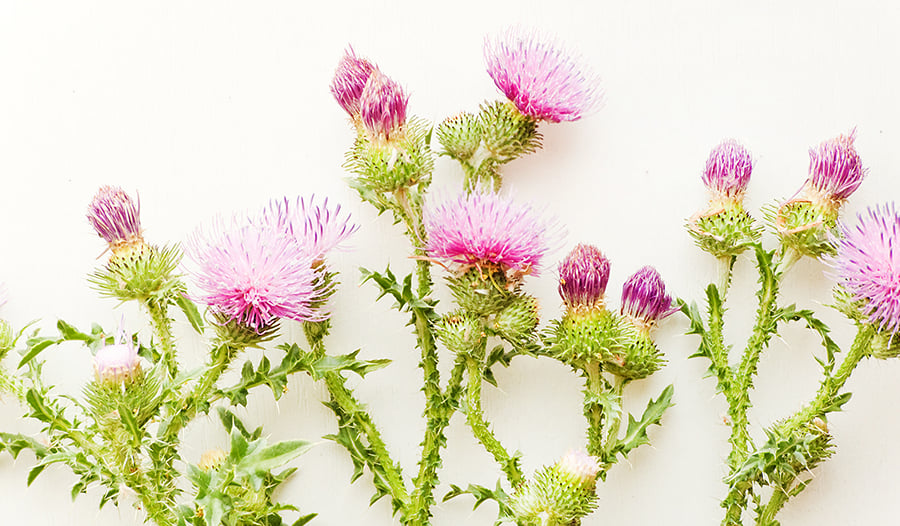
776,131,866,258
87,186,147,260
330,47,375,120
689,140,760,257
359,69,408,145
621,266,676,331
93,340,142,387
558,244,610,312
509,451,601,526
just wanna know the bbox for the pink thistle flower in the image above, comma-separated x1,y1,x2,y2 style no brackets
330,47,376,119
425,191,558,278
359,69,409,143
558,244,610,310
94,339,141,386
702,140,752,200
806,130,866,202
258,196,358,262
484,28,602,123
87,186,144,254
187,216,326,333
829,204,900,336
621,266,676,329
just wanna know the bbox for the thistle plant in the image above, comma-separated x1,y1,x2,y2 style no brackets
681,133,897,525
322,30,672,526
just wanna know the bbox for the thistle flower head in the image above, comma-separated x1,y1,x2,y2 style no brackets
621,266,676,330
199,448,227,471
330,47,376,119
259,195,358,263
87,186,145,257
484,28,602,123
806,130,866,203
555,450,602,490
558,244,610,311
93,339,141,386
359,69,408,144
187,214,326,334
425,191,558,279
828,204,900,337
702,140,752,201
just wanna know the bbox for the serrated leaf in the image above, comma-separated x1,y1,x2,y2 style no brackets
18,337,58,369
613,384,675,457
235,440,312,477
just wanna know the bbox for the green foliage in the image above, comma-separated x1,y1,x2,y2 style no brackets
443,481,511,523
608,384,675,460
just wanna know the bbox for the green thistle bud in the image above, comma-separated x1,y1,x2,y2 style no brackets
490,295,540,344
479,100,542,163
603,329,665,380
437,111,483,162
435,311,484,354
772,198,836,258
688,203,761,258
551,308,624,366
212,312,278,349
345,117,434,193
510,451,601,526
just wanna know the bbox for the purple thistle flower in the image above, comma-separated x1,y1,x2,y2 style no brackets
829,204,900,336
330,47,376,118
187,215,326,333
93,340,141,386
702,140,753,199
484,28,602,123
259,195,358,262
621,266,676,329
558,244,610,310
359,68,409,143
425,191,557,278
806,131,866,202
87,186,143,250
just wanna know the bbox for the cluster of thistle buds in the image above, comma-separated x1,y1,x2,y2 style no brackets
552,243,675,380
690,132,867,263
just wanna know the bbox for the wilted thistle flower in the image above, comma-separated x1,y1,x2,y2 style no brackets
621,266,676,331
259,195,358,263
702,140,753,203
187,215,326,334
558,244,610,311
425,191,557,280
330,47,376,120
484,28,602,123
359,68,409,144
87,186,146,258
805,131,866,206
93,339,141,386
828,204,900,337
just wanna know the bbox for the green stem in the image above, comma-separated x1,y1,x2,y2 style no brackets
0,366,27,402
756,487,789,526
602,378,627,458
585,360,606,457
464,354,523,487
145,300,177,380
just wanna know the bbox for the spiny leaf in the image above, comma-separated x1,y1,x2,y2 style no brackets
612,384,675,457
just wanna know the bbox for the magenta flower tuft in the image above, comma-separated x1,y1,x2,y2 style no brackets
558,244,610,309
94,340,141,386
425,191,557,278
359,69,409,143
484,28,602,123
829,204,900,336
330,47,376,118
187,215,326,333
621,266,676,328
87,186,143,250
702,140,753,199
259,196,358,262
806,131,866,202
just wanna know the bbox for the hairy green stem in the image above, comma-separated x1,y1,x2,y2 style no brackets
602,378,627,458
756,487,789,526
145,300,177,380
585,360,605,457
464,354,523,487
